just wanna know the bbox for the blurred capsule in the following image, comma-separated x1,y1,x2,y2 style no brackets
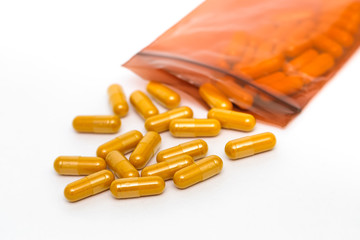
300,53,335,78
96,130,143,159
208,108,256,132
110,176,165,199
173,155,223,189
130,90,159,119
326,27,354,48
215,80,254,110
108,84,129,117
145,106,193,132
236,55,285,79
105,151,139,178
225,132,276,159
141,155,194,180
313,35,343,58
169,119,221,137
285,49,319,72
54,156,106,176
146,82,180,109
199,83,233,110
72,115,121,133
157,139,208,162
64,170,114,202
129,131,161,169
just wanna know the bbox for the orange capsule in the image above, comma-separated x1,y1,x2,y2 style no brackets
334,18,359,35
105,151,139,178
96,130,143,159
64,170,114,202
207,108,256,132
157,139,208,163
215,80,254,110
326,27,354,48
110,176,165,199
129,131,161,169
145,106,193,133
141,155,194,180
107,84,129,117
254,72,286,85
54,156,106,176
284,40,313,59
146,82,181,109
236,55,285,79
130,90,159,119
72,115,121,134
285,49,319,72
259,75,304,95
173,155,223,189
199,83,233,110
225,132,276,159
313,35,343,58
300,53,335,78
169,118,221,137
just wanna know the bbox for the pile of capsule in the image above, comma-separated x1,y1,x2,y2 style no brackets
54,82,276,202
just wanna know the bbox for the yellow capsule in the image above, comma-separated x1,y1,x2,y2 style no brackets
198,83,233,110
169,119,221,137
110,176,165,199
64,170,114,202
146,82,181,109
145,106,193,133
173,155,223,189
141,155,194,180
107,84,129,117
54,156,106,176
72,115,121,134
129,131,161,169
130,90,159,119
225,132,276,160
156,139,208,162
207,108,256,132
105,151,139,178
96,130,143,159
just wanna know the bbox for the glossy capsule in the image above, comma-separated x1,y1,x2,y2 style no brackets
173,155,223,189
129,131,161,169
54,156,106,175
156,139,208,162
198,83,233,110
215,80,254,110
105,151,139,178
64,170,114,202
72,115,121,133
108,84,129,117
225,132,276,160
141,155,194,180
96,130,143,159
313,35,343,58
130,90,159,119
145,106,193,133
110,176,165,199
208,108,256,132
300,53,335,78
146,82,181,109
169,119,221,137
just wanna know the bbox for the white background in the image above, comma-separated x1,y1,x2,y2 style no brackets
1,1,360,239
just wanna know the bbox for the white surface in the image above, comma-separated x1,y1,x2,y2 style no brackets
1,1,360,239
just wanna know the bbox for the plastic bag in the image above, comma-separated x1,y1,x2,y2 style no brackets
124,0,360,127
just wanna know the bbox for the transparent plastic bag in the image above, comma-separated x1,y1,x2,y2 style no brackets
124,0,360,127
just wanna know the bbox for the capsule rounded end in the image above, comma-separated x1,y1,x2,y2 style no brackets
197,139,208,158
144,118,157,132
96,147,108,159
266,132,277,148
64,185,78,202
173,172,188,189
167,95,181,109
145,109,159,119
154,176,166,194
212,119,221,136
113,104,129,118
242,115,256,132
182,106,194,118
129,155,147,170
225,141,238,160
156,151,166,163
110,117,121,133
110,180,120,198
72,117,80,132
53,157,62,174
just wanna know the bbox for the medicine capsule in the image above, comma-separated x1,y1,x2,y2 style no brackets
326,27,354,48
110,176,165,199
72,115,121,134
300,53,335,78
130,90,159,119
284,40,313,59
105,151,139,178
141,155,194,180
198,83,233,110
54,156,106,175
96,130,143,159
285,49,319,72
156,139,208,162
215,80,254,110
169,119,221,137
145,106,193,133
129,131,161,169
225,132,276,160
263,75,304,95
146,82,181,109
208,108,256,132
236,55,285,79
107,84,129,117
313,35,343,58
64,170,114,202
173,155,223,189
